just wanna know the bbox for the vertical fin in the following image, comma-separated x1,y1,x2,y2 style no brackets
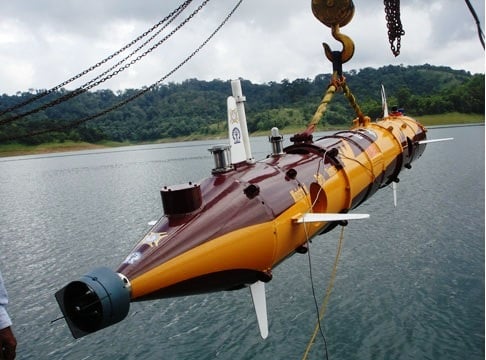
381,84,389,117
249,281,269,339
227,96,246,164
231,79,254,162
393,181,398,207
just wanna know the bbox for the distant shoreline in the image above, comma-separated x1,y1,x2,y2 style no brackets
0,117,483,158
425,123,485,129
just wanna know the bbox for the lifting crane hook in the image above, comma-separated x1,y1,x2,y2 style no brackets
311,0,355,67
323,24,355,65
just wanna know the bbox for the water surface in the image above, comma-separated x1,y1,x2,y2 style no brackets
0,126,483,359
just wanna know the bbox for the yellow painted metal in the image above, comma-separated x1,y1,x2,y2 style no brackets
130,221,277,299
311,0,355,27
323,24,355,64
129,115,426,300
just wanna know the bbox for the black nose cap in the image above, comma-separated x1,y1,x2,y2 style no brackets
55,267,131,339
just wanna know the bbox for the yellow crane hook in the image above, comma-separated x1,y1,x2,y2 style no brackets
311,0,355,64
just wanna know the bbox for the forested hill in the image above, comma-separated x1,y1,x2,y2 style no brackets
0,64,484,145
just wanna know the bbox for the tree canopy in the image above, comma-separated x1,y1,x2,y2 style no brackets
0,64,483,145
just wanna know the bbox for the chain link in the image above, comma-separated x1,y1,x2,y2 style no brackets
0,0,244,142
0,0,208,126
89,0,211,89
0,0,193,119
384,0,405,57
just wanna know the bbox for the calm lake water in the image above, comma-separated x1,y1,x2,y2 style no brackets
0,125,484,359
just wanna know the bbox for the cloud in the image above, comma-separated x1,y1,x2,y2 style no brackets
0,0,483,95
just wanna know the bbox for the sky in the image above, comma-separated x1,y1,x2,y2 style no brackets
0,0,484,95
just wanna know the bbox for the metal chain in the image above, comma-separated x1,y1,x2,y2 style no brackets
384,0,405,56
74,3,189,96
0,0,209,126
0,0,244,142
87,0,211,89
0,0,193,118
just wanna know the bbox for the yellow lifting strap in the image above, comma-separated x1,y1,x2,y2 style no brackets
306,71,369,134
302,0,370,136
305,74,339,135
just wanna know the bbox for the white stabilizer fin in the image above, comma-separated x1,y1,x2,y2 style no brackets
418,138,454,144
227,96,246,164
381,84,389,117
249,281,268,339
295,213,370,223
392,182,398,207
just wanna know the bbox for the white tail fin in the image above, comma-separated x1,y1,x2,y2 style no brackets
381,84,389,118
227,96,246,164
393,181,398,207
418,138,454,144
249,281,269,339
294,213,370,223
